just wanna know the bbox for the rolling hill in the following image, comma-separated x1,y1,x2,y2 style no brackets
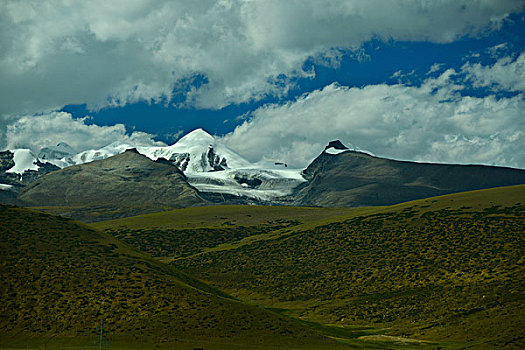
92,205,354,259
151,185,524,349
0,204,349,349
5,184,524,348
85,185,525,348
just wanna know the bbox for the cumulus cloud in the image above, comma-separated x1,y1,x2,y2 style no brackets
462,52,525,91
0,0,523,117
221,67,524,169
4,112,164,153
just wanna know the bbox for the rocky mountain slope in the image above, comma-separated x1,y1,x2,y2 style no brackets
17,149,208,221
293,142,525,207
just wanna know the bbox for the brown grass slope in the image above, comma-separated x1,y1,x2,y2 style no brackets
16,149,208,222
171,185,525,349
0,205,347,349
294,150,525,207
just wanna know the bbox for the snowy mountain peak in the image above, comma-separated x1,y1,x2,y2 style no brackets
175,128,215,147
38,142,75,165
141,128,251,173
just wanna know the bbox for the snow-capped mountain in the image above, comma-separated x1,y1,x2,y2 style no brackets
137,129,305,201
1,128,305,202
33,129,252,172
6,149,40,174
0,149,59,202
137,128,252,173
37,142,75,167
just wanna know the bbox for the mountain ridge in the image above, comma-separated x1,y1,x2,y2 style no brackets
1,129,305,203
293,146,525,207
2,134,525,218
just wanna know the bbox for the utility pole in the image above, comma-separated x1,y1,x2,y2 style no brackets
99,320,103,350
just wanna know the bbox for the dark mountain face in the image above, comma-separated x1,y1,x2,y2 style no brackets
325,140,348,151
0,151,15,172
294,145,525,207
17,149,208,221
0,151,20,204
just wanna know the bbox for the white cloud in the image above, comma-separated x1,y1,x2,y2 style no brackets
4,112,164,153
221,69,524,169
0,0,523,117
462,52,525,92
390,70,403,78
427,63,445,75
487,42,508,57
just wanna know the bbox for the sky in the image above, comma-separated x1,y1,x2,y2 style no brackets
1,0,524,169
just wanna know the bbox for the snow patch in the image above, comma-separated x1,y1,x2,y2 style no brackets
0,184,14,190
325,147,348,155
72,142,133,165
6,149,39,174
38,142,75,166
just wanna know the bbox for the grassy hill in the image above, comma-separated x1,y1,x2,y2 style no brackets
6,185,523,348
92,205,352,259
159,185,524,349
0,205,350,349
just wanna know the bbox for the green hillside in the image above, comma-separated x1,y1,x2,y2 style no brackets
92,205,352,259
6,186,523,349
0,205,348,349
163,185,525,348
92,204,353,230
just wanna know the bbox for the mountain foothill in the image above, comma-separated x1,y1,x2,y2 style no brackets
1,129,524,349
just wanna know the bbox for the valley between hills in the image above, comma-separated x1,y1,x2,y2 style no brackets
1,135,524,349
2,185,524,349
